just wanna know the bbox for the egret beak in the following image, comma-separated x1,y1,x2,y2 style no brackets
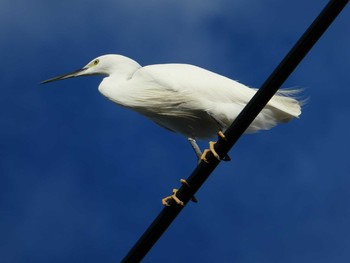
40,67,88,84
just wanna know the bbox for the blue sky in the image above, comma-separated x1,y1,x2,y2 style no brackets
1,0,349,262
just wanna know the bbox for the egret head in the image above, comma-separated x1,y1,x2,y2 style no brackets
41,54,141,84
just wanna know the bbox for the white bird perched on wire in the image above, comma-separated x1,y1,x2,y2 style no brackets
42,54,302,162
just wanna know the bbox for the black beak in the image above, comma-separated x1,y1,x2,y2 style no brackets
40,67,87,84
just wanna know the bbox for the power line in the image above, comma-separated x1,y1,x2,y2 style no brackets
121,0,349,262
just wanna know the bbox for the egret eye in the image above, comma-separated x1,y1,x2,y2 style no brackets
93,59,99,65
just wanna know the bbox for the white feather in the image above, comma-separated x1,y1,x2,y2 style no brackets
97,56,302,139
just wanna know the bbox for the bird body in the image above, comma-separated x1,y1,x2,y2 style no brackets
42,54,302,155
95,55,301,139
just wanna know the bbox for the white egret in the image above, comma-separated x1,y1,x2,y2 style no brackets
42,54,302,162
42,54,302,206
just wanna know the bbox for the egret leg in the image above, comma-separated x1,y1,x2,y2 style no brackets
188,138,203,160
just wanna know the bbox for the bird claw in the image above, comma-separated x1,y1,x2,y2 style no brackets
200,138,231,163
218,131,227,140
162,179,198,206
162,189,184,207
200,142,221,163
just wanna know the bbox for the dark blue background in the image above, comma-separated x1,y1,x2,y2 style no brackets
1,1,349,262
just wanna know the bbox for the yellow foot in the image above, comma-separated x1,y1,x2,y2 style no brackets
200,136,231,163
200,141,220,163
162,189,184,207
162,179,199,206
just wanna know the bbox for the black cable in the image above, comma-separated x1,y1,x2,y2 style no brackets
121,0,349,262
